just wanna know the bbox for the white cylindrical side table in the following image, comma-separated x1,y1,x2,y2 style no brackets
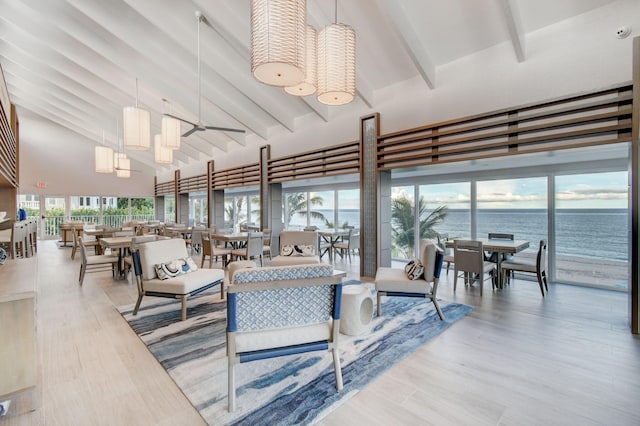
340,286,374,335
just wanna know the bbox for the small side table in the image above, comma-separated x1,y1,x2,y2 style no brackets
340,286,374,335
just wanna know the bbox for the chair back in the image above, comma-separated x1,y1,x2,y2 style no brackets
114,230,135,237
278,230,318,253
262,228,272,245
419,239,442,282
246,232,264,258
488,233,514,240
201,233,212,258
537,239,547,273
454,240,485,273
349,229,360,249
78,237,89,265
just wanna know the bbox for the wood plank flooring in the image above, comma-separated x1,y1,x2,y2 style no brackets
2,240,639,425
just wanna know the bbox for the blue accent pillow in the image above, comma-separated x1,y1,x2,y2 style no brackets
155,257,198,280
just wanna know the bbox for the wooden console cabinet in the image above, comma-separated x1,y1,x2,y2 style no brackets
0,256,37,410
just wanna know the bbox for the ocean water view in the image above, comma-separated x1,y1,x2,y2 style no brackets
294,208,629,262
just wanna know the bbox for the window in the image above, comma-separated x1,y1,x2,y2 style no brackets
554,171,628,289
420,182,470,239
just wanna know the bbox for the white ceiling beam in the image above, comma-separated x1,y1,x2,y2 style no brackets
498,0,526,62
376,0,436,89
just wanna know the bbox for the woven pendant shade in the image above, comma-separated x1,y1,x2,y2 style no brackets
251,0,306,87
317,23,356,105
285,25,317,96
161,115,181,149
116,158,130,178
95,146,114,173
154,134,173,164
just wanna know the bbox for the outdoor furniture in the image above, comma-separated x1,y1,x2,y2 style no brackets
132,238,225,321
453,239,496,297
501,239,549,296
226,262,345,412
375,239,445,320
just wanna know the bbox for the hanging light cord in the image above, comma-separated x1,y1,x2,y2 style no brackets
334,0,338,24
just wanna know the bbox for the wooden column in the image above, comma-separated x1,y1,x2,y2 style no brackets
360,113,381,279
207,160,214,228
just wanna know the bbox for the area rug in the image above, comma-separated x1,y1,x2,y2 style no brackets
118,284,472,425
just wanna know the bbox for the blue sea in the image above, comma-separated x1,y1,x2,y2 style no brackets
293,208,629,261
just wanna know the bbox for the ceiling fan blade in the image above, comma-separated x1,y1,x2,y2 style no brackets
164,113,197,128
203,125,246,133
182,127,200,137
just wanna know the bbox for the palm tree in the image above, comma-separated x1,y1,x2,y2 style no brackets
285,193,326,228
391,195,448,258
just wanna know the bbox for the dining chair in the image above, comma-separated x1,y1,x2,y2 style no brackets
201,233,232,268
453,239,496,296
78,237,118,286
333,228,360,262
231,232,264,266
261,228,273,260
71,226,99,260
500,239,548,296
436,232,455,274
186,225,206,254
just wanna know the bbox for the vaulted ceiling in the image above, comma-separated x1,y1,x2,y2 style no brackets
0,0,621,173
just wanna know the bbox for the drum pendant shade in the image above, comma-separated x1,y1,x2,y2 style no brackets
123,106,151,150
161,115,181,149
317,23,356,105
154,134,173,164
95,146,114,173
284,25,317,96
116,158,131,178
251,0,306,87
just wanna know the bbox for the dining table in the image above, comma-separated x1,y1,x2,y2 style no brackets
99,236,134,279
210,232,249,250
317,229,350,262
446,238,530,289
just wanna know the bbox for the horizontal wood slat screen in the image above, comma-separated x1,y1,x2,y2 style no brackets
268,141,360,183
377,84,634,170
212,163,260,189
0,100,17,187
154,180,174,196
177,174,207,194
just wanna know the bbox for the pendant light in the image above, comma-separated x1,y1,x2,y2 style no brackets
161,99,181,150
123,78,151,150
251,0,307,87
284,25,317,96
317,0,356,105
95,131,114,173
154,134,173,164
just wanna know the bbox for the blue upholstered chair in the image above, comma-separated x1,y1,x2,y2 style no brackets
226,263,344,412
375,239,445,321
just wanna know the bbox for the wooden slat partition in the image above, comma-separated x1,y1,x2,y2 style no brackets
268,141,360,183
154,180,175,196
0,95,17,187
377,84,634,170
177,174,207,194
212,162,260,189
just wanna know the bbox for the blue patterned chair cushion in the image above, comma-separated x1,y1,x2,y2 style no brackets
280,244,316,257
154,257,198,280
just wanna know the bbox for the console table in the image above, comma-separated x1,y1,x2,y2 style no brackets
0,256,37,412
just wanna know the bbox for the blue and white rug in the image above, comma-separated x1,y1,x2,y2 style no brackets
118,284,472,425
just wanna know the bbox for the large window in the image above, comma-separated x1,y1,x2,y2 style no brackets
477,177,548,255
554,172,628,289
69,195,101,224
164,196,175,223
390,186,415,259
421,182,470,239
337,189,360,229
189,191,207,226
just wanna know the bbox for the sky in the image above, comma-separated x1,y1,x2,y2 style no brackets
391,171,628,209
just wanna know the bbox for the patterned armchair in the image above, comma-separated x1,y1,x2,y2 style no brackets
226,263,345,412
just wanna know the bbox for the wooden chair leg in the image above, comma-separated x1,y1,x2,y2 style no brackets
432,298,445,321
332,347,343,391
228,362,236,412
180,296,188,321
133,294,144,315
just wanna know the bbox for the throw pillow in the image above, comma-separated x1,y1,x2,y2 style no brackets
280,244,316,257
155,257,199,280
404,258,424,280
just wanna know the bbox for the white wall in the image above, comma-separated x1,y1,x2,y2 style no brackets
19,112,155,197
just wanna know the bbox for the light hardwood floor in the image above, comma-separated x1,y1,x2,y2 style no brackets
2,240,639,425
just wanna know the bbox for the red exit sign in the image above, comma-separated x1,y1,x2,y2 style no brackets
36,182,47,188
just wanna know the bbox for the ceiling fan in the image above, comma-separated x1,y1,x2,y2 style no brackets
164,11,245,138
